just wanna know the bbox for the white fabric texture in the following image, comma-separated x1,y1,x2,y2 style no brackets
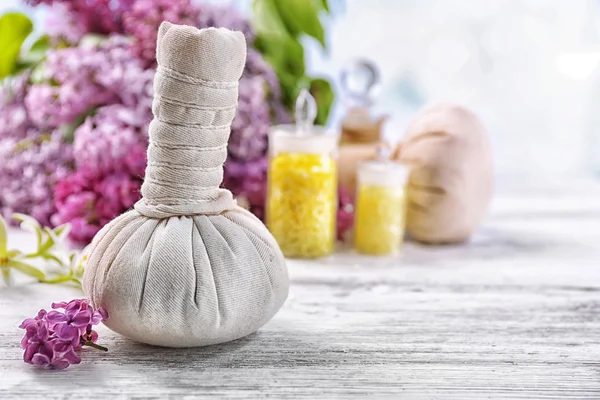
82,22,289,348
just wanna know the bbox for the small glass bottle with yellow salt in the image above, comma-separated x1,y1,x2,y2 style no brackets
266,90,339,258
354,147,408,255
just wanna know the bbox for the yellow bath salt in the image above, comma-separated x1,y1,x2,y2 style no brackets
353,160,408,256
267,152,337,258
354,184,405,255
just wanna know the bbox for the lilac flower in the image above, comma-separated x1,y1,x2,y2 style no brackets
9,0,291,244
20,317,73,370
0,131,74,226
19,299,108,370
25,51,115,129
229,77,271,162
0,75,31,140
52,168,142,243
26,0,133,41
25,36,151,130
245,49,291,125
74,104,148,177
42,3,86,45
47,299,107,348
223,157,268,221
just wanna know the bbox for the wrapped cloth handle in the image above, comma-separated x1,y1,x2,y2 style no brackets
135,22,247,218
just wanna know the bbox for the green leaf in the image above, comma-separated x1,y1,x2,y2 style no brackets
0,214,7,258
309,77,334,125
274,0,325,47
7,250,22,258
19,34,50,65
40,273,77,285
252,0,290,38
259,35,305,78
36,226,58,255
0,12,33,79
39,252,64,266
7,259,46,281
320,0,330,12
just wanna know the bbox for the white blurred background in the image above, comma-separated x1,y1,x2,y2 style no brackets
4,0,600,177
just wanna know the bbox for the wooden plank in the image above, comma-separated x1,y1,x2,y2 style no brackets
1,183,600,398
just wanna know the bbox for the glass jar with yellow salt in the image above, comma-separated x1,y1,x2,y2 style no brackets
354,157,408,255
266,90,338,258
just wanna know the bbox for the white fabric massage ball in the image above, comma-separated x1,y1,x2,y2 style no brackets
83,22,289,348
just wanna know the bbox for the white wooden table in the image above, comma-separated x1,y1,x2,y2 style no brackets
1,177,600,399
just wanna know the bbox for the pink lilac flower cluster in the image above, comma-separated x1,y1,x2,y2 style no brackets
0,74,76,226
19,299,108,370
0,132,74,226
1,0,353,242
25,36,152,131
26,0,133,42
223,158,269,221
52,168,142,243
74,105,148,177
228,77,272,162
6,35,152,240
0,75,31,140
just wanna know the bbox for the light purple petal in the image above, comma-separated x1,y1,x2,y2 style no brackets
38,324,49,340
46,311,68,325
23,344,38,363
71,311,91,328
25,324,39,340
19,318,36,329
91,308,108,324
54,323,78,341
40,340,54,359
53,341,72,353
98,307,108,320
51,301,68,309
31,353,51,367
61,348,81,365
65,300,83,319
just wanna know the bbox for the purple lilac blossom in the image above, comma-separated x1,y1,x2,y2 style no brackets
52,168,142,243
25,36,151,130
0,132,74,226
244,49,291,125
19,299,108,370
223,157,268,221
26,0,133,42
228,77,271,162
74,105,148,177
0,75,31,140
13,0,291,241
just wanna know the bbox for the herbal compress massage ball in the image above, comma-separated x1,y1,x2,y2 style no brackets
83,22,289,347
394,103,493,244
